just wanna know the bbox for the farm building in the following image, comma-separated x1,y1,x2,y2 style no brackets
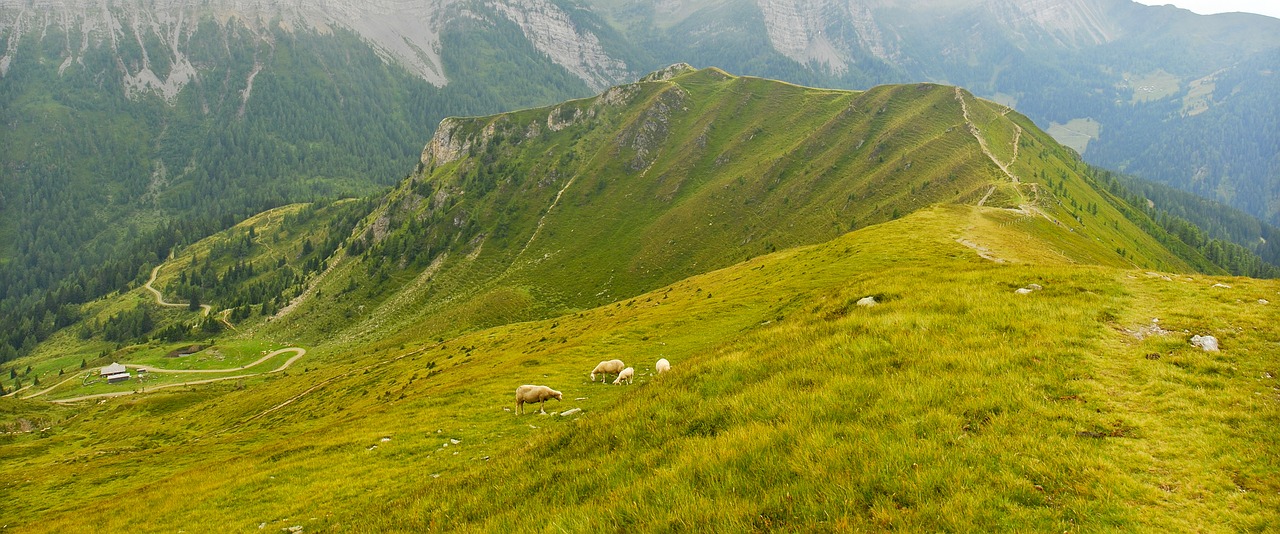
100,362,131,383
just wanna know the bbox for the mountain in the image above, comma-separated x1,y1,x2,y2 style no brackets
0,0,613,361
3,0,1278,365
259,64,1228,349
588,0,1280,225
1,69,1277,529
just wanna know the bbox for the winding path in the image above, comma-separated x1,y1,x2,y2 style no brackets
49,347,306,404
20,375,78,400
126,347,305,374
956,87,1021,185
956,88,1055,222
145,264,212,317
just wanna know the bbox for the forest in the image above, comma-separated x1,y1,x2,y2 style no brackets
0,16,594,363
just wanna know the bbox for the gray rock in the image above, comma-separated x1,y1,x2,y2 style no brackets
561,408,582,416
856,296,878,307
1015,288,1034,295
1190,335,1220,352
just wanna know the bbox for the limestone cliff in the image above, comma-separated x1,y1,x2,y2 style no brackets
0,0,632,98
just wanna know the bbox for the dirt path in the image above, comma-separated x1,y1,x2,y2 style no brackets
956,87,1021,185
219,308,238,332
145,264,212,317
954,87,1055,224
50,374,255,404
2,384,32,398
20,375,79,400
976,185,997,207
516,173,581,263
50,347,306,404
273,249,345,321
126,347,305,374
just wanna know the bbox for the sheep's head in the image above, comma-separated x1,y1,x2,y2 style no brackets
553,390,563,401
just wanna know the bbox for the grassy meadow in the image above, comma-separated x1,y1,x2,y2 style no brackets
2,206,1276,531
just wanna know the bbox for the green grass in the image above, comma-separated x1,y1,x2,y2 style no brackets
2,206,1276,532
2,68,1273,532
264,70,1198,355
12,339,295,402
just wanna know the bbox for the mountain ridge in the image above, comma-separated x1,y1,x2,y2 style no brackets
251,66,1221,352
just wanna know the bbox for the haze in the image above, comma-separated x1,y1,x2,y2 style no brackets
1132,0,1280,19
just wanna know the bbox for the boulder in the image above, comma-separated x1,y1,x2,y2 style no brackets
1190,335,1220,352
856,296,878,307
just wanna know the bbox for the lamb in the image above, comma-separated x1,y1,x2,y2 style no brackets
612,367,635,385
515,385,562,414
655,358,671,374
590,359,626,382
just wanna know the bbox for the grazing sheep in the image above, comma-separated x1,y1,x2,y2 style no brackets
590,359,626,382
613,367,635,385
655,358,671,374
515,385,562,414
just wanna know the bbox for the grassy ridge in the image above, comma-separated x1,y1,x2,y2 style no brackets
266,68,1198,354
3,206,1276,531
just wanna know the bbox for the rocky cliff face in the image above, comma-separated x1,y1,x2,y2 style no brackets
0,0,633,98
987,0,1119,47
486,0,630,91
751,0,1119,75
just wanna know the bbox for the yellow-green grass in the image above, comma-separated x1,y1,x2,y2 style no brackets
3,206,1275,532
30,342,299,401
265,69,1199,359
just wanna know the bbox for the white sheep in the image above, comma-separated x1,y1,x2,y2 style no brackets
515,385,562,414
655,358,670,374
590,359,626,382
612,367,635,385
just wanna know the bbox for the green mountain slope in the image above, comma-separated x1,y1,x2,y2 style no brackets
2,68,1276,531
0,11,594,364
588,0,1280,227
263,66,1208,349
2,204,1276,531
